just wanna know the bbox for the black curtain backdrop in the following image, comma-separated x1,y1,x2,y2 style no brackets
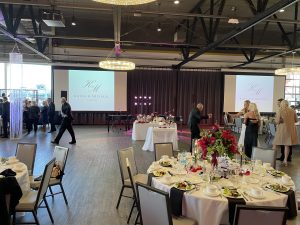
127,70,224,125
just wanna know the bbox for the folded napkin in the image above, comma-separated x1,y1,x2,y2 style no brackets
170,187,185,217
147,173,155,186
0,169,16,177
226,197,246,225
284,190,297,218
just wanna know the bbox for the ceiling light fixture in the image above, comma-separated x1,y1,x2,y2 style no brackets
71,16,76,26
92,0,156,6
279,9,285,12
174,0,180,4
228,5,239,24
157,23,162,32
275,52,300,75
71,0,76,26
228,18,239,24
99,43,135,71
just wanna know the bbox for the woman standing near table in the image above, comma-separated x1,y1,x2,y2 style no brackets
244,103,260,158
273,100,298,166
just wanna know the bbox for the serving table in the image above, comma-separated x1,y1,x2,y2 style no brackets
142,127,178,151
147,158,296,225
132,121,177,141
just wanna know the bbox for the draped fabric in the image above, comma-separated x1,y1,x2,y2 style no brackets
127,70,224,124
176,70,224,125
127,70,177,116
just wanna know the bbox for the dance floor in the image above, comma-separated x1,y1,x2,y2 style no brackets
0,126,299,225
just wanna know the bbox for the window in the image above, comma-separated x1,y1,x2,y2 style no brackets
0,63,5,89
285,73,300,109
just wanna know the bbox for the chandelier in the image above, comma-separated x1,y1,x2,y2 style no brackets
275,51,300,75
93,0,156,5
99,43,135,71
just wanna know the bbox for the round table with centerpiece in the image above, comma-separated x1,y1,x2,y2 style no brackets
147,154,296,225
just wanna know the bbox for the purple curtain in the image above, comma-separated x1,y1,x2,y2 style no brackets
127,70,224,124
176,70,224,125
127,70,177,115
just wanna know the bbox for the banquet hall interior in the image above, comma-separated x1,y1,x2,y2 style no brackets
1,0,300,225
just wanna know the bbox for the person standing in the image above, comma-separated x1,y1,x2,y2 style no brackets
47,98,56,133
188,103,212,152
51,97,76,145
23,100,30,133
1,97,10,138
273,100,298,166
41,100,49,132
243,103,260,158
28,101,40,134
276,98,293,161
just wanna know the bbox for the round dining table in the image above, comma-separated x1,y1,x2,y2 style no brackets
147,158,296,225
0,159,30,194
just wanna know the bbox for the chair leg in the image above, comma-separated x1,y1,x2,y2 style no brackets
134,212,140,225
12,212,16,225
49,186,54,198
59,183,69,205
32,210,40,225
116,186,125,209
44,198,54,223
127,200,135,224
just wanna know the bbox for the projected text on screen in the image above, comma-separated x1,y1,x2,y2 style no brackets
69,70,115,111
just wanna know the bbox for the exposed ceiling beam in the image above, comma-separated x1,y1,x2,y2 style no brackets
0,26,51,61
1,0,300,25
24,34,288,51
231,47,300,68
175,0,299,69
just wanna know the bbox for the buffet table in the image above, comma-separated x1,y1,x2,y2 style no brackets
142,127,178,151
132,121,177,141
147,158,296,225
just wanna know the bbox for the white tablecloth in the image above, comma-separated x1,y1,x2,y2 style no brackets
132,121,177,141
148,161,294,225
142,127,178,151
0,161,30,194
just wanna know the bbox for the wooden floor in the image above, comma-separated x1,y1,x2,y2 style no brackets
0,126,299,225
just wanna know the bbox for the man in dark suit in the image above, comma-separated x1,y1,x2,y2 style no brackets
1,97,10,138
47,98,56,133
51,97,76,145
188,103,212,152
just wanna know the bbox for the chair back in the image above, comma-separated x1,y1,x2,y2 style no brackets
154,143,173,161
15,143,37,176
224,114,229,125
251,147,276,167
117,147,137,183
269,123,276,136
35,158,55,209
53,146,69,178
233,205,288,225
126,158,138,201
235,118,243,129
136,182,172,225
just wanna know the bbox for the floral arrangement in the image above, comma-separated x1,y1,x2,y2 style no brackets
196,124,238,166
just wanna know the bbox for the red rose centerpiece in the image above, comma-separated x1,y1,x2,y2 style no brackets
196,124,238,168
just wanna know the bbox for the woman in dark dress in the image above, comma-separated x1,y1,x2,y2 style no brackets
244,103,260,158
41,100,49,132
28,101,40,133
23,100,30,133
